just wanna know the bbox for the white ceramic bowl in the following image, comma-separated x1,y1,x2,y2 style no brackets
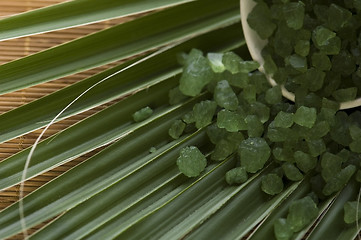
240,0,361,109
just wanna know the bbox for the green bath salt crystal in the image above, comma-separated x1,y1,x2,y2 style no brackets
250,102,270,123
312,26,337,48
222,52,260,74
176,146,207,177
239,137,271,173
307,139,326,157
285,54,307,73
321,152,343,182
267,122,293,142
242,85,257,104
168,87,188,105
247,0,276,39
225,167,248,185
332,87,358,102
283,1,305,30
206,123,228,144
323,165,356,196
193,100,217,129
294,151,317,173
356,170,361,183
311,52,331,71
179,49,213,97
262,51,278,75
328,4,352,31
132,106,153,122
207,52,225,73
306,68,326,92
227,72,249,89
350,139,361,153
287,196,318,232
332,50,356,76
237,60,260,73
282,162,303,181
245,115,264,138
274,218,293,240
294,106,316,128
344,201,361,224
217,109,247,132
261,173,284,195
265,85,282,105
349,124,361,140
354,0,361,10
274,111,294,128
182,111,195,124
211,139,235,161
214,80,239,110
294,39,310,57
222,52,243,74
168,120,186,139
273,147,293,162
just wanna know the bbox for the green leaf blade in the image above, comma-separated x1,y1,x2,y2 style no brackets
0,0,194,41
0,0,240,95
0,23,245,144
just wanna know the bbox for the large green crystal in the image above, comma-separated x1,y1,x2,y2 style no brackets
282,162,303,181
294,39,310,57
169,87,188,105
245,115,264,137
206,123,228,144
225,167,248,185
239,137,271,173
312,26,341,55
285,54,307,73
168,120,186,139
261,173,284,195
211,139,235,161
214,80,239,110
179,49,214,96
222,52,243,74
332,50,356,75
132,106,153,122
265,85,282,105
294,151,317,173
287,196,318,232
328,4,352,31
322,165,356,195
247,1,277,39
294,106,316,128
217,109,247,132
332,87,358,102
176,146,207,177
307,139,326,157
207,52,225,73
274,218,293,240
283,2,305,30
193,100,217,129
274,111,294,128
311,52,331,71
344,201,361,224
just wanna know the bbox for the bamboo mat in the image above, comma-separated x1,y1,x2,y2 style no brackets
0,0,144,238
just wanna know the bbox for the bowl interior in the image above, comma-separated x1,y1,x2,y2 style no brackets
240,0,361,109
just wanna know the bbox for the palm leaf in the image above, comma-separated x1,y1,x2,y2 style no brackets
0,23,245,144
0,0,360,239
0,0,194,41
0,0,239,95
